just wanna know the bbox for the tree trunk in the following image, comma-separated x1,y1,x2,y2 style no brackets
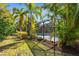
42,22,44,39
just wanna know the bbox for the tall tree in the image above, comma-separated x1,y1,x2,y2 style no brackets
25,3,40,38
13,8,27,31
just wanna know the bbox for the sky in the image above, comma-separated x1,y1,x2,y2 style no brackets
7,3,44,11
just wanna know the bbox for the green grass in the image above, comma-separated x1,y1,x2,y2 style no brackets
0,36,33,56
0,36,73,56
25,40,63,56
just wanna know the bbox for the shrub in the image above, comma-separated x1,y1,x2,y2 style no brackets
17,31,28,39
0,17,16,39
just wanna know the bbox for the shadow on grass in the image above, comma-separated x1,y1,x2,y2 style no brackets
25,40,55,56
25,40,46,56
0,42,20,52
0,38,5,42
25,39,75,56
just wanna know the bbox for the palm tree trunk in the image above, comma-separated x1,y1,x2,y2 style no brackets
19,15,23,31
53,17,56,56
28,11,32,39
42,21,44,39
19,20,22,31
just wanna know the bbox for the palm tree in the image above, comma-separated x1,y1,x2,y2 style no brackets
12,8,27,31
36,6,44,39
36,6,49,40
25,3,42,38
25,3,36,38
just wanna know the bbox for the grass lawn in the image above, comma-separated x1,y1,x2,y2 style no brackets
0,36,33,56
0,36,73,56
26,40,63,56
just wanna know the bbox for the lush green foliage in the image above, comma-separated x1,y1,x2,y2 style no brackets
0,3,79,48
0,4,16,39
44,3,79,47
0,17,16,39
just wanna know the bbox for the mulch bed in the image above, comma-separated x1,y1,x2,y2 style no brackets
32,38,58,49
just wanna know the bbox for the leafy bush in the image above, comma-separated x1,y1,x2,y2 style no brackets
16,31,28,39
58,25,79,47
75,28,79,38
0,17,16,39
